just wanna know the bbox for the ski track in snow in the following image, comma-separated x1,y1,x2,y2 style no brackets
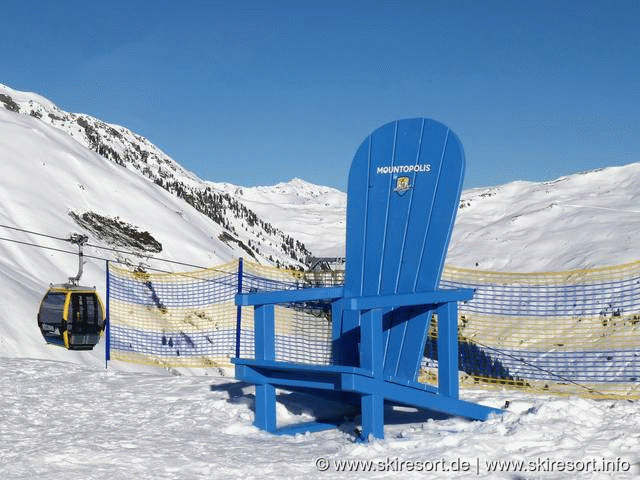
1,357,639,480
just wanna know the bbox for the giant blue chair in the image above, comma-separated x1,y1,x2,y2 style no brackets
233,118,501,439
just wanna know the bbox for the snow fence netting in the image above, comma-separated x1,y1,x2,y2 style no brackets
108,260,336,368
435,262,640,399
108,259,640,399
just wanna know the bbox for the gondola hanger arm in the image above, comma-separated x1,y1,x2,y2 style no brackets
68,233,89,286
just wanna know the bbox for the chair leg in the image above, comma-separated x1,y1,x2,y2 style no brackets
254,383,277,432
437,302,459,399
361,393,384,440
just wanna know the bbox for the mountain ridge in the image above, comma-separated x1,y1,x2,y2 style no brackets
4,82,640,273
0,83,313,267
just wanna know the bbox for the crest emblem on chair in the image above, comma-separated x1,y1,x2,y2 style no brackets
393,176,411,195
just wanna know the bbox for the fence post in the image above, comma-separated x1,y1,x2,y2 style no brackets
235,257,243,358
105,260,110,369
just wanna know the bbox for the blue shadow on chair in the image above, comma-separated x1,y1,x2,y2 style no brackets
233,118,502,440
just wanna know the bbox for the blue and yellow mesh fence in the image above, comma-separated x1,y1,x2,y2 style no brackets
108,261,239,368
108,259,640,399
431,262,640,398
108,260,335,368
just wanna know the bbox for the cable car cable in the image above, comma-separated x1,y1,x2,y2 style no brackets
0,222,240,277
0,222,305,280
0,222,212,270
0,223,70,242
83,241,215,271
0,234,239,288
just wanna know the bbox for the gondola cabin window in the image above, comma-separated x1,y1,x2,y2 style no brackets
69,293,102,333
38,292,66,333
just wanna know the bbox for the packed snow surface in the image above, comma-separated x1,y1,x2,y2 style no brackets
2,358,639,480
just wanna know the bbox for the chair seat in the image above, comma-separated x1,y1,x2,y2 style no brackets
232,357,368,392
232,357,440,395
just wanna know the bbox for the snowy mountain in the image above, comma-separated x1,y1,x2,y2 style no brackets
9,81,639,275
210,178,347,257
0,84,312,267
0,101,240,365
0,83,349,366
216,161,640,273
450,164,640,272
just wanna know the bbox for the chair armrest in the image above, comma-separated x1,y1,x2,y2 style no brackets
235,286,344,307
344,288,473,311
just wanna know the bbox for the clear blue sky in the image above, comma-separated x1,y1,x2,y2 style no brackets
2,0,638,191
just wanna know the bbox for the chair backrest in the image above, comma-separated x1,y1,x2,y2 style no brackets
335,118,466,377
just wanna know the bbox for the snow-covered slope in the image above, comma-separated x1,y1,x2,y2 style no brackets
1,83,312,267
211,178,347,257
450,164,640,271
0,105,254,364
213,162,640,273
0,84,349,366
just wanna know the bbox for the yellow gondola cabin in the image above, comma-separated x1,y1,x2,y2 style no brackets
38,284,105,350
